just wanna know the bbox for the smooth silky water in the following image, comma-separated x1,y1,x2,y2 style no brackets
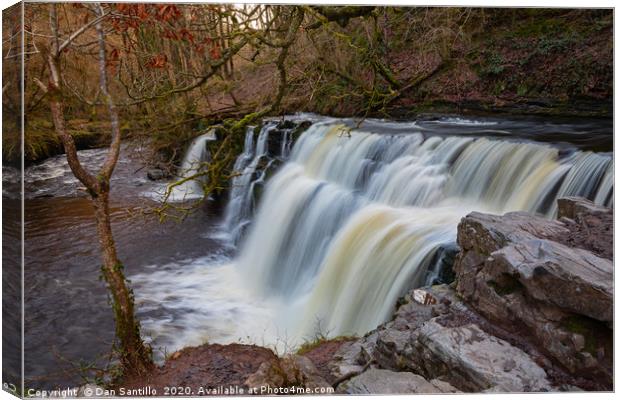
11,115,612,389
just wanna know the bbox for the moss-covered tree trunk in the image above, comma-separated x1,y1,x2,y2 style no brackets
92,192,151,374
41,3,153,377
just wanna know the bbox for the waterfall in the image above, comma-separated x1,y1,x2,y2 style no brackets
235,121,613,339
223,121,297,244
594,160,614,207
224,123,276,243
166,132,215,201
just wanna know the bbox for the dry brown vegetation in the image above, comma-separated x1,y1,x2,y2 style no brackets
4,5,611,167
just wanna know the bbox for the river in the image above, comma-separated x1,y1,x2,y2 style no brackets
2,114,613,390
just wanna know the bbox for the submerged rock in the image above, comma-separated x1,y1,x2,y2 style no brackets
424,243,459,285
146,168,166,181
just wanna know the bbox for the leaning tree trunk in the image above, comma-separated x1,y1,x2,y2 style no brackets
92,192,151,373
41,3,152,376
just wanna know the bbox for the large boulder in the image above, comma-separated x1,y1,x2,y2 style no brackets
556,197,613,260
414,321,551,392
331,285,558,393
322,198,613,393
454,199,613,387
328,332,378,383
557,196,611,221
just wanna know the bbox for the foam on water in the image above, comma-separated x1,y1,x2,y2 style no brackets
135,119,614,352
131,254,286,360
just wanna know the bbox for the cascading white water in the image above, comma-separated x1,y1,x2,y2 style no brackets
223,121,296,244
594,160,614,206
235,121,614,339
223,123,276,243
165,132,216,201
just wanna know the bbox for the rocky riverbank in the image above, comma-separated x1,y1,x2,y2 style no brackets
110,196,612,395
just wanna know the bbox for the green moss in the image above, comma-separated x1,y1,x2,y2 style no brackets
517,84,529,97
296,335,357,356
561,315,601,356
480,52,506,77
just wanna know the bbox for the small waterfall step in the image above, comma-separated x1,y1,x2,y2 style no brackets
223,119,313,245
166,130,217,202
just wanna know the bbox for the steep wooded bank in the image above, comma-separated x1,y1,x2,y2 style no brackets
277,8,612,119
114,196,612,394
3,6,612,166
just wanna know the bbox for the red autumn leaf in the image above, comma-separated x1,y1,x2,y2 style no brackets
156,5,181,21
111,18,123,32
137,4,148,20
109,48,119,62
179,28,194,43
147,54,167,68
209,45,221,60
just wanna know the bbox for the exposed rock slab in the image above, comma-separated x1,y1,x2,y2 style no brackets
330,284,558,393
327,332,377,383
454,197,613,387
556,197,613,260
336,368,459,394
300,338,356,384
415,321,551,392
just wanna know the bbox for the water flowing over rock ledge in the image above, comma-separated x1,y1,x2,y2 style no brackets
113,197,612,394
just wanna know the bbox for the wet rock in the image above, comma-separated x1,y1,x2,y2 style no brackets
425,243,459,285
456,211,570,256
335,284,555,392
342,280,610,392
493,240,612,321
414,321,551,392
337,368,459,394
454,203,613,386
300,338,356,384
556,197,613,260
281,355,332,390
372,285,456,372
557,196,611,221
147,168,166,181
326,330,380,383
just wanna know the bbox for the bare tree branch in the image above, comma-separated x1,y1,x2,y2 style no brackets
95,4,122,182
56,10,110,55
